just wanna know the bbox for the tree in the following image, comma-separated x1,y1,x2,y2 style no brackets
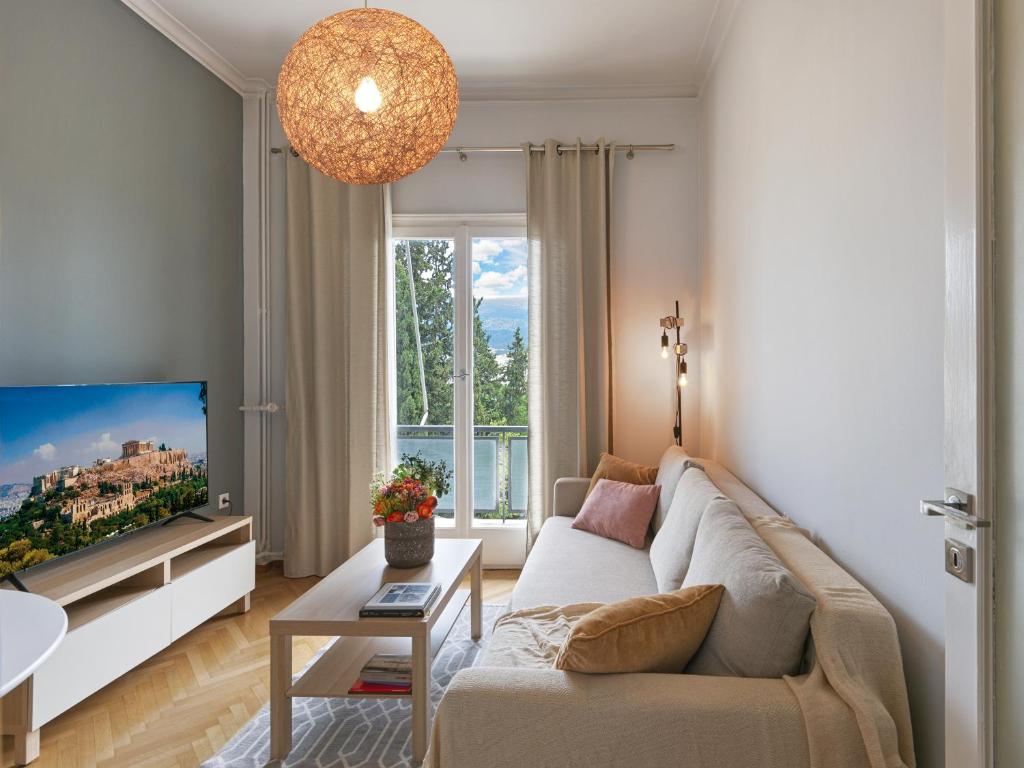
501,326,528,425
395,240,455,425
472,298,504,425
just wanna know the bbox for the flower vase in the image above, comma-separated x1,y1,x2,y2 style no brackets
384,516,435,568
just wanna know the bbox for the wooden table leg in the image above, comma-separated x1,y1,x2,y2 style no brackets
13,729,39,765
471,552,482,641
270,634,293,760
411,632,430,763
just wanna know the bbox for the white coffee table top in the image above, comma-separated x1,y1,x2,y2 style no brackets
0,590,68,697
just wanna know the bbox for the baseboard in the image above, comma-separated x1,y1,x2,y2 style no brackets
256,551,284,566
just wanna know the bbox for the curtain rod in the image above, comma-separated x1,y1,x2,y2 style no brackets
270,143,674,158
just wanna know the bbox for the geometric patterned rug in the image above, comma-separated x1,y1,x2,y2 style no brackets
202,604,504,768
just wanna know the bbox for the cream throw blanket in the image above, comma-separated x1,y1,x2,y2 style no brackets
753,516,915,768
465,517,914,768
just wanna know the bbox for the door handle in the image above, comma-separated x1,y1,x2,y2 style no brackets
920,487,990,529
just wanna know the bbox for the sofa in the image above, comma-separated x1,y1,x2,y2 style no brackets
426,448,916,768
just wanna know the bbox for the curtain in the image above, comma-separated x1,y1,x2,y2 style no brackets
525,138,615,549
284,152,393,577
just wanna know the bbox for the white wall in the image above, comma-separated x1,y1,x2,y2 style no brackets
698,3,945,765
265,97,701,555
995,0,1024,762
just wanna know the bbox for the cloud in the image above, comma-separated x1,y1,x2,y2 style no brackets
472,261,481,275
33,443,57,461
472,239,504,262
89,432,120,456
475,265,528,297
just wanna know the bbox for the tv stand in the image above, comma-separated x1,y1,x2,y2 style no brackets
1,515,254,765
3,571,30,592
161,509,215,525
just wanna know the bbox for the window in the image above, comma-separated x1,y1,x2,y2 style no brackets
391,216,528,563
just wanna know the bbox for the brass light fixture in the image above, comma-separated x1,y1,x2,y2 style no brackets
659,301,688,446
277,6,459,185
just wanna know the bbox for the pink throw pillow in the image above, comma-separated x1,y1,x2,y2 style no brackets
572,478,661,549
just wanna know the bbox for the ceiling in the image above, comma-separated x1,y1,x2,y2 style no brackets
145,0,722,98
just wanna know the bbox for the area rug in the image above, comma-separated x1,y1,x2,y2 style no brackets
203,604,503,768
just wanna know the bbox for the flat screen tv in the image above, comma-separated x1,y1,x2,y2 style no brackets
0,381,209,582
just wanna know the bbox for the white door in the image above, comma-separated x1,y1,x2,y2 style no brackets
391,214,528,568
920,1,994,766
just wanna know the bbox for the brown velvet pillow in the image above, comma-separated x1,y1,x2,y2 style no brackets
554,584,725,674
586,452,659,497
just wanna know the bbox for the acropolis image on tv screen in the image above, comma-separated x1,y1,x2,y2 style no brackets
0,381,209,578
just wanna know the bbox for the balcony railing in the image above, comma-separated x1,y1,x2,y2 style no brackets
396,425,528,523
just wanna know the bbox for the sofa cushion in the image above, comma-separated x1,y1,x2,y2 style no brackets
652,446,691,531
572,479,660,549
683,500,816,678
649,468,726,591
586,452,658,497
554,584,724,674
509,517,659,611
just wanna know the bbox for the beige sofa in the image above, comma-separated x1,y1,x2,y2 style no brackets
426,450,916,768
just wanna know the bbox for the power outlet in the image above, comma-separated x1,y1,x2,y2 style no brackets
218,493,231,510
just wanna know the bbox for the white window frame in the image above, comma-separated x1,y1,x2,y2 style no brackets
391,213,527,568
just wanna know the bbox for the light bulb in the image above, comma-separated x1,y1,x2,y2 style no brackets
678,372,688,388
660,331,669,358
660,347,669,359
354,76,382,113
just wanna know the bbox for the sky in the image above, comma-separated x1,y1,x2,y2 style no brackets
472,237,527,299
0,382,207,485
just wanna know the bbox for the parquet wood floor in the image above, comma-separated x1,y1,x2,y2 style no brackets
1,564,518,768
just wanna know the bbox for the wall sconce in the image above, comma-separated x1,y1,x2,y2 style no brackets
659,301,688,446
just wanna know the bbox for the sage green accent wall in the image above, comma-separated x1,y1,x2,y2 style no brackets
0,0,243,512
995,0,1024,763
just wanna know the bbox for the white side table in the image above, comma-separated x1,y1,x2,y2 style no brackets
0,591,67,764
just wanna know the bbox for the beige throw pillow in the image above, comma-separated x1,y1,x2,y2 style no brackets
586,452,659,497
649,468,726,591
553,584,724,674
651,446,692,530
683,503,816,678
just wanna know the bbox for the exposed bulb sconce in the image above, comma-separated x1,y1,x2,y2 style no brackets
659,301,689,446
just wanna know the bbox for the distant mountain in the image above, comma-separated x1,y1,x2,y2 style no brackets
477,296,527,354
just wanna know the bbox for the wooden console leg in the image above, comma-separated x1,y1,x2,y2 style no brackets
215,593,251,617
14,729,40,765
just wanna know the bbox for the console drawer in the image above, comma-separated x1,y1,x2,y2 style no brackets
31,586,171,729
170,540,255,640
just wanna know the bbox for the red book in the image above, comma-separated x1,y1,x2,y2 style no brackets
348,679,412,695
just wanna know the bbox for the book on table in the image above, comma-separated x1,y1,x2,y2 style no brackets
360,653,412,684
349,653,413,694
348,680,412,695
359,582,442,618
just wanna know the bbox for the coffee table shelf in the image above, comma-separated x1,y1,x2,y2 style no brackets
288,587,469,699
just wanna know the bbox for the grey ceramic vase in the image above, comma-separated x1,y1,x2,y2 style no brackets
384,516,435,568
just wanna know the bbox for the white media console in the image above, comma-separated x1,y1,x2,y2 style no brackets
1,515,255,764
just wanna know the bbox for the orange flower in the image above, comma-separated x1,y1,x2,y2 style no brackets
426,495,438,508
386,512,403,523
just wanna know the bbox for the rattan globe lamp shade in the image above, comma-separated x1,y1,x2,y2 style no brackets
277,8,459,185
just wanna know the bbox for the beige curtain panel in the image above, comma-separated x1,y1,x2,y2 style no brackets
525,138,615,549
284,153,393,577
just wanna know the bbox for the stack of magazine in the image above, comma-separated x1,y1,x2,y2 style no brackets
348,654,413,695
359,582,442,618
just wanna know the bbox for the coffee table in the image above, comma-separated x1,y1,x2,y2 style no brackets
269,538,482,763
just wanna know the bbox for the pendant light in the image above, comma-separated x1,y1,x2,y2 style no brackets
277,5,459,185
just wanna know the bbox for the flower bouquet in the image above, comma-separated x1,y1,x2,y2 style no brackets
372,453,451,567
